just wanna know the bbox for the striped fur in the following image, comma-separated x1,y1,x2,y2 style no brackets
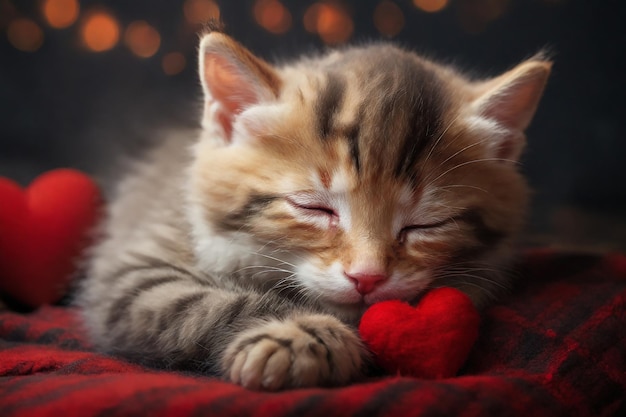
78,32,550,390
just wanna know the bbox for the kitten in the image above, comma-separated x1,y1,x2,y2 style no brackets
78,30,550,390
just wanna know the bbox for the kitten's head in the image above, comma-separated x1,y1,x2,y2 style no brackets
187,32,550,318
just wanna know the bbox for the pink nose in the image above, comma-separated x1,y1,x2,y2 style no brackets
345,273,387,295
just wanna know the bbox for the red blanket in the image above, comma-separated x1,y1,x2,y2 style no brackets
1,249,625,417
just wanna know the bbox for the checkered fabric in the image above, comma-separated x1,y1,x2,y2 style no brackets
1,249,625,417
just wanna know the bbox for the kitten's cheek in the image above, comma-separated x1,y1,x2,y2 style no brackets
296,262,368,307
316,284,363,305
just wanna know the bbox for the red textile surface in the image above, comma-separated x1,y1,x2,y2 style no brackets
1,249,625,417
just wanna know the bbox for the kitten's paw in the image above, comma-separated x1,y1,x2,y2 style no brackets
222,314,364,390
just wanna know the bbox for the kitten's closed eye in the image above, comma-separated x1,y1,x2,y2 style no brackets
287,198,337,217
398,218,453,244
286,195,339,223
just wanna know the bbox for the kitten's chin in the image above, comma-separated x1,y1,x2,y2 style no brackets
318,299,367,324
316,286,429,323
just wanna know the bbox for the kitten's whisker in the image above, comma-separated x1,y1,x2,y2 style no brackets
234,265,292,274
256,240,278,253
433,201,467,212
433,277,498,299
271,274,297,286
289,285,313,305
422,112,462,167
433,137,491,173
270,274,306,296
443,261,518,278
437,265,503,278
440,184,489,194
439,272,509,290
426,158,518,188
249,269,291,281
267,247,308,263
443,266,503,275
249,252,298,269
194,341,211,353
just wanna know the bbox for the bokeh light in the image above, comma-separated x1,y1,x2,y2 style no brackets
473,0,509,21
254,0,292,34
374,1,405,38
183,0,220,25
124,21,161,58
81,11,120,52
0,1,17,30
162,52,187,76
304,2,354,44
7,18,44,52
413,0,448,13
457,0,510,33
43,0,80,29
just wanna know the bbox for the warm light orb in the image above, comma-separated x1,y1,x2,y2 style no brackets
413,0,448,13
304,2,353,45
457,0,510,33
7,18,44,52
0,1,17,30
81,12,120,52
303,4,320,33
254,0,292,34
476,0,509,21
162,52,187,76
374,1,405,37
124,21,161,58
43,0,79,29
183,0,220,25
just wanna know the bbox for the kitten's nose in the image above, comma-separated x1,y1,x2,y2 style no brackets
345,272,387,295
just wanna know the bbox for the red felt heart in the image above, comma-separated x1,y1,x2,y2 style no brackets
0,169,101,307
359,287,480,379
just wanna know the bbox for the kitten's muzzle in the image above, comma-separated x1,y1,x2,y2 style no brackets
344,272,388,295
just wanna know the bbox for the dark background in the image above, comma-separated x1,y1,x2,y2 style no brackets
1,0,625,250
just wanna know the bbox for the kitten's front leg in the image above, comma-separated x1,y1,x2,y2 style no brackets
223,314,365,390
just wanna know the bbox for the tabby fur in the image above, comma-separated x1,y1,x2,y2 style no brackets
78,31,551,390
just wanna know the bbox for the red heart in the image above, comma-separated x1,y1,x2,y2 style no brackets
359,288,480,379
0,169,101,307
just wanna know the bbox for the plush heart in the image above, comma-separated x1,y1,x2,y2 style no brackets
359,287,480,379
0,169,101,308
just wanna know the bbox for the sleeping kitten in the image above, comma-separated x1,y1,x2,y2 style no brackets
78,30,550,390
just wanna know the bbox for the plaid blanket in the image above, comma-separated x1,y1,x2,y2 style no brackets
1,249,625,417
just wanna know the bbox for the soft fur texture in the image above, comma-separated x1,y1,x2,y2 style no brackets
78,30,550,390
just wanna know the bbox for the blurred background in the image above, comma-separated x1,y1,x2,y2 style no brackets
0,0,624,251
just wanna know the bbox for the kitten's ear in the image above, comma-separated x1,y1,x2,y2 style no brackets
469,57,552,161
199,32,281,140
